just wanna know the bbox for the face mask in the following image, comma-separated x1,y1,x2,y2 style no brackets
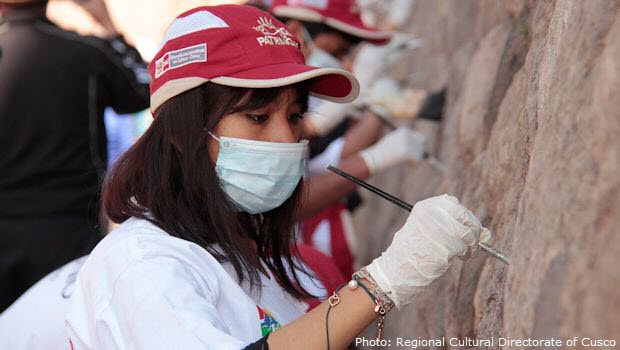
306,47,343,69
301,25,343,69
209,133,308,214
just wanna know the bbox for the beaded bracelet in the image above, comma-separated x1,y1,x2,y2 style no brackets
352,268,395,313
348,275,387,340
325,270,395,349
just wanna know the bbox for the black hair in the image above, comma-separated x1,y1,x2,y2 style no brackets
102,82,315,300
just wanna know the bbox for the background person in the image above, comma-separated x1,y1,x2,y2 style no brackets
269,0,427,278
0,0,149,311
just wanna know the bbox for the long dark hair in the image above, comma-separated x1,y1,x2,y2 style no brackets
102,82,313,300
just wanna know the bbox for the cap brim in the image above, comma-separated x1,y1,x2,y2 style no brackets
324,18,392,43
211,63,359,103
273,5,392,42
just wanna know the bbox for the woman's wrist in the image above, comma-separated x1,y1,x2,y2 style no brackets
267,282,376,350
325,278,386,349
324,272,396,349
351,268,395,313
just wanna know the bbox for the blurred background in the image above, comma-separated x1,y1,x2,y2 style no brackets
48,0,245,62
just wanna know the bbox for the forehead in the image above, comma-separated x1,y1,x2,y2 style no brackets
274,88,300,106
267,88,302,112
239,86,303,111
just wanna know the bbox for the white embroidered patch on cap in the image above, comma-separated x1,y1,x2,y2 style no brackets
155,43,207,78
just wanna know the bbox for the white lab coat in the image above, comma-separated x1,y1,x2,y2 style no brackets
0,256,87,349
65,217,309,350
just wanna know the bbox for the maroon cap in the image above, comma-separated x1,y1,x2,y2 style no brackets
148,4,359,113
270,0,392,42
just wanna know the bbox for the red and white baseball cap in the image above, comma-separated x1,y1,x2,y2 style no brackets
148,5,359,113
270,0,392,42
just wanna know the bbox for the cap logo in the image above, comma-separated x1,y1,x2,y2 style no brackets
253,17,299,48
155,43,207,78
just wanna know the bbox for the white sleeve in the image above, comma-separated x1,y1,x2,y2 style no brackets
307,136,346,176
66,257,250,350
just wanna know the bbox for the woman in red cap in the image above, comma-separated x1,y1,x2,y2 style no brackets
65,5,490,350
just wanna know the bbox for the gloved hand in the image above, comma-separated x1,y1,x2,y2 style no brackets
352,33,424,89
364,78,428,120
359,127,426,174
305,100,363,136
366,194,492,310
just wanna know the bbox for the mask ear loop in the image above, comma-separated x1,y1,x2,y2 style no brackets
207,131,221,143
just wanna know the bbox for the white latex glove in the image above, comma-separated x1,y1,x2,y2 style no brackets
387,0,417,28
352,33,424,89
366,194,492,310
305,100,363,136
366,78,401,106
364,78,428,120
359,127,426,174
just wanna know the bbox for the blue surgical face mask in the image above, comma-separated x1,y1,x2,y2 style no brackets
209,133,308,214
302,26,343,69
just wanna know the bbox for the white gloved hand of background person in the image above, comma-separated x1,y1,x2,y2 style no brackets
365,78,400,107
366,194,492,310
364,78,429,120
352,33,424,88
359,127,426,174
305,100,363,136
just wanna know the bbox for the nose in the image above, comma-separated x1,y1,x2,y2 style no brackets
266,114,298,143
265,110,300,143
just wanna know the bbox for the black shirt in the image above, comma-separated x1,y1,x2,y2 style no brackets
0,13,149,226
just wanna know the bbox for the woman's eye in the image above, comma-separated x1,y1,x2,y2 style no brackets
246,114,268,123
288,113,304,123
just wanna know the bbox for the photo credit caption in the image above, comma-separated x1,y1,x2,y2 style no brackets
355,336,616,348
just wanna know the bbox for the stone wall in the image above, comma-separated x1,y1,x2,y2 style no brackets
354,1,620,348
